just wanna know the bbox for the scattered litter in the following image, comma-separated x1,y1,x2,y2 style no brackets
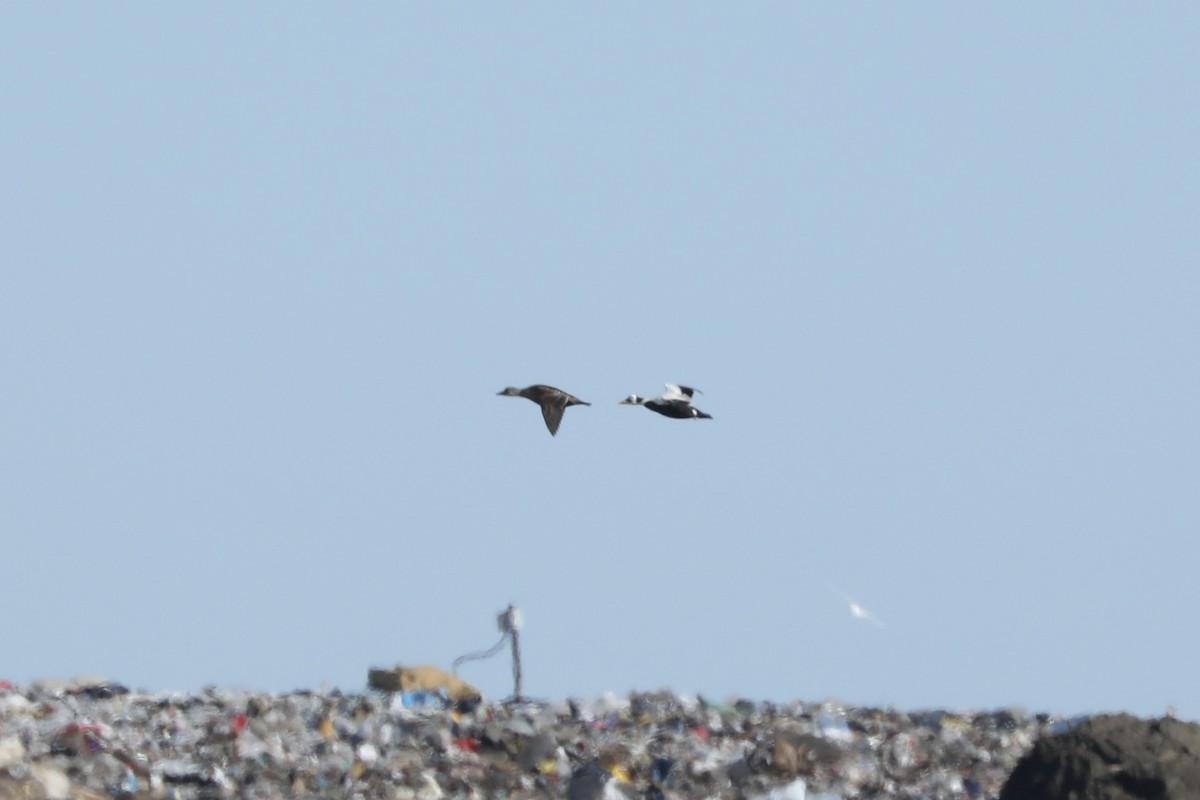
367,664,481,709
0,679,1072,799
752,777,808,800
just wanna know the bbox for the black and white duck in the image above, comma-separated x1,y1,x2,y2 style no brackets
497,384,590,436
619,384,712,420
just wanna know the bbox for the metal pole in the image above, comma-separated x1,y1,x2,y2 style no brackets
499,603,524,701
510,625,522,701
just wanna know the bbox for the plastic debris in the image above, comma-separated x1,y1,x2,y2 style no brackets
752,777,808,800
367,664,481,703
0,680,1083,799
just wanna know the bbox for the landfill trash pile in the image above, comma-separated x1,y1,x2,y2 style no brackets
0,677,1082,799
999,713,1200,800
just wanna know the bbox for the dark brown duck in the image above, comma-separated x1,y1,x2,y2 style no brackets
497,384,590,436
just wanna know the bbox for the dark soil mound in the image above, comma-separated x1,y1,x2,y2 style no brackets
1000,714,1200,800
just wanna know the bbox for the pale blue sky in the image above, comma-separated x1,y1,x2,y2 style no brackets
3,5,1198,719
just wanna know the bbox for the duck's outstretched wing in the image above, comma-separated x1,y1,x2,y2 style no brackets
663,384,700,400
540,402,564,436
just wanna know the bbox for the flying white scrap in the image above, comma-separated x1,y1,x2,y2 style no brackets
830,585,884,627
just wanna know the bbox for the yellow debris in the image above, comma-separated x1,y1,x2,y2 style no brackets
366,664,482,703
607,765,631,784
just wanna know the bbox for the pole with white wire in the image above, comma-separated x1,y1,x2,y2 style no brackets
453,603,525,701
498,603,523,700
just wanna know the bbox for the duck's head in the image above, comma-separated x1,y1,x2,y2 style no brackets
692,409,713,419
497,387,522,397
618,394,644,405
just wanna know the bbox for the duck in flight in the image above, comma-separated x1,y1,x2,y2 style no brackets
497,384,590,436
619,384,713,420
